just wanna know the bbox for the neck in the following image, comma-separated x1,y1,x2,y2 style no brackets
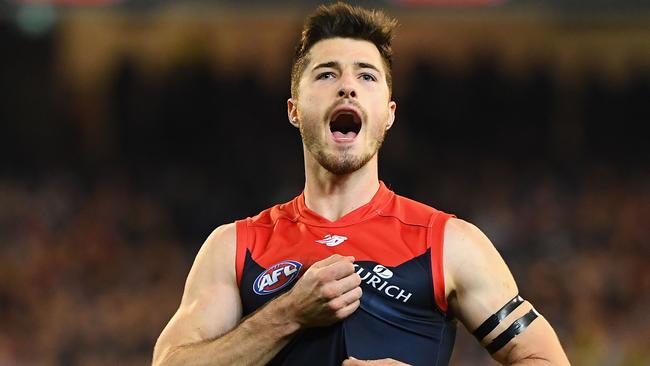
303,150,380,222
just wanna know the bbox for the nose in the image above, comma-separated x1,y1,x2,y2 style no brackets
338,87,356,98
337,75,357,98
337,69,357,99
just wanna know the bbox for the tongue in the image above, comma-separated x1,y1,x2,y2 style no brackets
332,131,357,140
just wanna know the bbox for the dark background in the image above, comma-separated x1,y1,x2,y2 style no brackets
0,1,648,365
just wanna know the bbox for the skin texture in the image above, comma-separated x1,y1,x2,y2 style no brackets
153,37,570,366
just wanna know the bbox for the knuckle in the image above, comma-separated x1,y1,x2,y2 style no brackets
328,254,342,262
327,298,342,311
343,287,360,302
353,272,362,285
344,261,355,273
315,270,330,284
322,285,340,299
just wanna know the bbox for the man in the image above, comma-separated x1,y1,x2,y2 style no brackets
153,3,570,365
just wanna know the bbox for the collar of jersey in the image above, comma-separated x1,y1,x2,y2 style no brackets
293,181,393,227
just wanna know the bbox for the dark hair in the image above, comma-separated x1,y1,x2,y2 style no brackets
291,2,398,98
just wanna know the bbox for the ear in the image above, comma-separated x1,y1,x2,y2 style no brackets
287,98,299,128
386,100,397,130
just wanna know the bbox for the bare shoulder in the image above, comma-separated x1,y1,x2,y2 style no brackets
444,217,493,254
153,222,241,365
197,223,237,269
443,218,518,324
202,222,237,254
443,218,514,295
181,223,237,295
180,221,239,311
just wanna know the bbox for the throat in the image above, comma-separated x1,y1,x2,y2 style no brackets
303,177,381,222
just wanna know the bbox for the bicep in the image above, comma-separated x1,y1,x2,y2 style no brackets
444,218,519,329
444,218,568,364
153,223,242,363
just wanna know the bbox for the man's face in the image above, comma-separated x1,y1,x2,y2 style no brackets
288,37,396,175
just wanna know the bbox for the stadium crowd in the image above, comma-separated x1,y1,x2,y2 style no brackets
0,24,648,365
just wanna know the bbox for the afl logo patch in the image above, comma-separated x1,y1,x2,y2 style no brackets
253,260,302,295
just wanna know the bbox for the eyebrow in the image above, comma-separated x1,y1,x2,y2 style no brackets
356,62,380,73
312,61,381,74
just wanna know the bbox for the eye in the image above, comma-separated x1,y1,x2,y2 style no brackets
360,73,377,82
317,72,336,80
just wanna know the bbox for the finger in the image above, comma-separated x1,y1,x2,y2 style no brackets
312,254,354,269
334,299,360,320
317,259,356,282
328,286,362,310
321,272,361,298
336,271,362,292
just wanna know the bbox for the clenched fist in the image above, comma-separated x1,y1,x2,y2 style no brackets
278,254,363,328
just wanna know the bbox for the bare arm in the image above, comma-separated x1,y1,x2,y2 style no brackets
153,223,362,366
444,218,570,365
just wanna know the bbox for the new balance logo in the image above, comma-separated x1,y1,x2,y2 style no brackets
315,234,348,247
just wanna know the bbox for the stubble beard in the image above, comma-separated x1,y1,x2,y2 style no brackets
300,120,387,176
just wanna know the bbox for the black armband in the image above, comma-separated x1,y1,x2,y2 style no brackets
486,309,539,354
472,295,524,341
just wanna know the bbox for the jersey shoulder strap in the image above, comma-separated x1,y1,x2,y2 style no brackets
428,210,455,313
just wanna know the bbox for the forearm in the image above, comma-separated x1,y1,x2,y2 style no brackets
498,340,570,366
157,296,300,366
499,330,570,366
506,351,570,366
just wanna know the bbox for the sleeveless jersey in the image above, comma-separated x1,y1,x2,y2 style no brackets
235,182,456,366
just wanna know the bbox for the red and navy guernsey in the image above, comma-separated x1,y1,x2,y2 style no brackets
235,182,456,366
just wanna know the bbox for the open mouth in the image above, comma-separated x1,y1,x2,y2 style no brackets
329,110,362,142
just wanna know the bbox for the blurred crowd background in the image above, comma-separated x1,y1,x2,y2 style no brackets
1,1,648,365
